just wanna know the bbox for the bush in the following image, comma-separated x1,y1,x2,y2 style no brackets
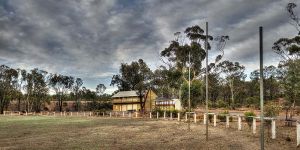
245,96,260,108
216,100,228,108
244,111,256,127
217,110,232,122
265,102,281,118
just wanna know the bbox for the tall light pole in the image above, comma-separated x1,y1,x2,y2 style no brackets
259,26,264,150
188,51,191,131
205,21,209,141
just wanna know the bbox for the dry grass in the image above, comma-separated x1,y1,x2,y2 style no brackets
0,116,297,150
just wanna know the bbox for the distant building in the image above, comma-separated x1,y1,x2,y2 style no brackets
155,97,182,111
112,90,157,112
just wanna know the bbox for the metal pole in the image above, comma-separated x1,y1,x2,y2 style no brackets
188,51,191,131
205,21,209,141
259,26,264,150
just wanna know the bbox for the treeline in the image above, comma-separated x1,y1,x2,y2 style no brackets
0,66,111,114
111,3,300,118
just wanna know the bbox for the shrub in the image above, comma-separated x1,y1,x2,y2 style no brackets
217,110,232,122
244,111,256,127
216,100,228,108
265,102,281,118
245,96,260,108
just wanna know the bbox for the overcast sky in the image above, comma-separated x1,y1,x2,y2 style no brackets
0,0,299,94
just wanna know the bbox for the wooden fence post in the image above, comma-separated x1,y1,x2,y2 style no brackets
214,114,217,127
157,112,159,119
150,112,152,119
185,113,188,122
110,112,112,118
297,121,300,147
226,115,229,128
178,113,180,121
194,113,197,123
238,115,242,131
253,118,256,134
203,113,207,125
170,112,172,120
271,119,276,139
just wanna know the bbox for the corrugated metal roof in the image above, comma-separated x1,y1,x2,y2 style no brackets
112,91,139,98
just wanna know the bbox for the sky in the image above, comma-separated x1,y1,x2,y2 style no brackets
0,0,299,94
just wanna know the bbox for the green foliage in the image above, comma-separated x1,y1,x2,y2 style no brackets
217,110,232,122
264,102,281,118
180,79,203,109
216,99,229,108
244,111,256,127
245,96,259,108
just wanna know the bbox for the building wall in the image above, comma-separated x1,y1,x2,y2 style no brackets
112,90,157,112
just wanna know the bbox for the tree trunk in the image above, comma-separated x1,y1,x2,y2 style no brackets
229,79,234,109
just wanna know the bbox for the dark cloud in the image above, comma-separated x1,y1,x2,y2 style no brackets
0,0,299,93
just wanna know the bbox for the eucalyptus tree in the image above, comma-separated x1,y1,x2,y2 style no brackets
250,66,280,101
111,59,152,112
160,25,229,108
31,68,49,112
15,69,28,111
96,83,106,96
271,2,300,122
72,78,83,111
0,65,18,114
217,60,246,108
49,74,74,112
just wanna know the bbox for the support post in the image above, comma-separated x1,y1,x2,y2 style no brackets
203,113,207,125
253,118,256,134
123,112,125,117
297,121,300,147
3,111,5,116
214,114,217,127
110,112,112,118
271,119,276,139
170,112,172,120
164,111,166,119
157,112,159,119
238,115,242,131
26,111,28,116
194,113,197,123
185,113,188,122
259,26,265,150
90,111,92,116
135,112,138,118
226,116,230,128
205,21,209,141
150,112,152,119
19,111,21,115
178,113,180,121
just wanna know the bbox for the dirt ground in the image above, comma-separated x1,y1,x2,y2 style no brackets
0,116,298,150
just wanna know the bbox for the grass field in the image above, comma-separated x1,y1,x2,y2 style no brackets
0,116,297,150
